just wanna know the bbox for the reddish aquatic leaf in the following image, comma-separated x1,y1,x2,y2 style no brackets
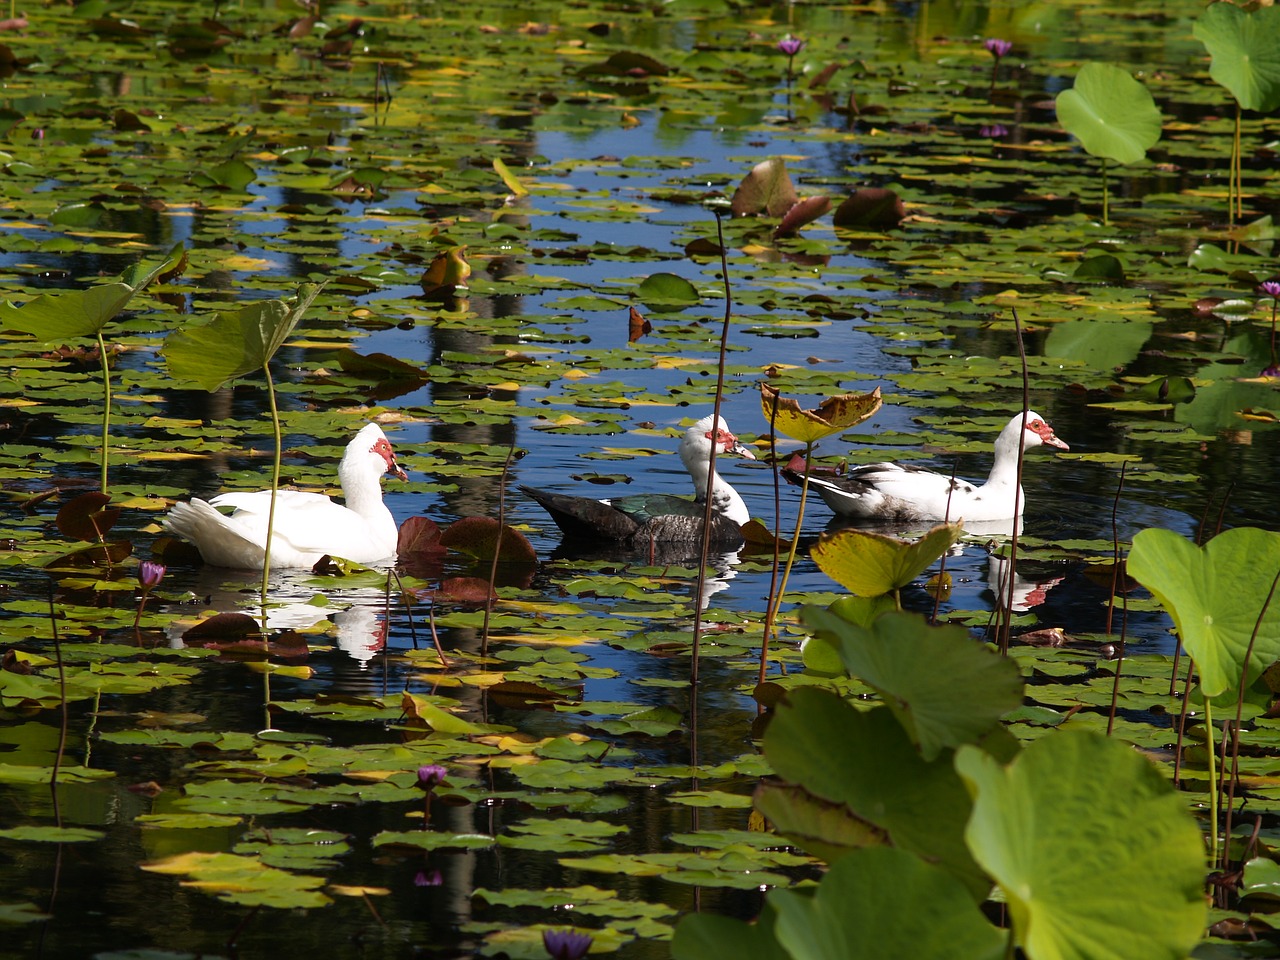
439,516,537,564
488,680,567,710
46,541,133,568
775,194,831,238
808,63,842,89
112,108,151,132
398,516,446,557
56,492,119,541
182,613,263,645
283,16,316,38
336,350,429,383
684,237,725,258
580,51,669,78
434,577,497,605
832,188,905,228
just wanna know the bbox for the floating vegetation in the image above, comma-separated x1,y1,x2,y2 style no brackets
0,1,1279,958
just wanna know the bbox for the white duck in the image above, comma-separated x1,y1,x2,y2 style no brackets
521,414,756,543
789,412,1068,523
164,422,408,569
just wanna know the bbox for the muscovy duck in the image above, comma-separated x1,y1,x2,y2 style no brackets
521,414,756,543
789,411,1068,523
164,421,408,569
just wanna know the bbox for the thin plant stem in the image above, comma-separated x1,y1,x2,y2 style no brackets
48,586,67,824
1101,158,1109,226
1105,461,1127,635
1205,697,1219,866
762,436,815,659
759,394,784,688
260,368,282,614
931,465,959,625
998,307,1030,655
1222,567,1280,872
1104,461,1129,737
481,439,518,657
1172,659,1194,790
96,330,111,495
1233,103,1242,227
258,367,283,732
691,206,734,687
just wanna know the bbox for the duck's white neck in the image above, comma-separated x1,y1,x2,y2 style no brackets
682,444,750,525
984,418,1033,493
339,453,389,520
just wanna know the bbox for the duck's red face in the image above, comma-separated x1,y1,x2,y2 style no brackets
1025,417,1069,451
372,436,409,480
706,426,758,460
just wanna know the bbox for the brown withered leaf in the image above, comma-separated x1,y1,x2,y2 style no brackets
628,306,651,342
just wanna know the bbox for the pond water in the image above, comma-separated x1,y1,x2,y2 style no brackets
1,0,1278,957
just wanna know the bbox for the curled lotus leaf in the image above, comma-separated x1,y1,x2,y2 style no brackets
761,382,882,443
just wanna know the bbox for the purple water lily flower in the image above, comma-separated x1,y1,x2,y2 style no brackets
984,38,1013,101
1258,280,1280,299
133,560,167,633
778,34,804,83
980,123,1009,139
777,35,805,57
414,868,443,887
984,37,1013,59
416,764,448,791
542,928,593,960
138,560,166,591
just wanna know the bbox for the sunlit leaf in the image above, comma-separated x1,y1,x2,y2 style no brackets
1193,2,1280,112
731,157,797,218
770,848,1006,960
802,608,1024,759
811,523,964,597
761,689,988,897
957,729,1206,960
1126,527,1280,698
760,382,882,443
1055,62,1162,165
163,283,325,391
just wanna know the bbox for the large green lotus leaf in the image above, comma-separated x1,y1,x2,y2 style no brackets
801,608,1024,760
164,283,324,391
671,900,790,960
1193,1,1280,112
956,729,1206,960
762,688,988,898
1055,62,1162,165
1043,318,1152,372
1174,378,1280,434
811,523,963,597
0,283,134,342
1126,527,1280,698
0,242,185,343
769,847,1006,960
